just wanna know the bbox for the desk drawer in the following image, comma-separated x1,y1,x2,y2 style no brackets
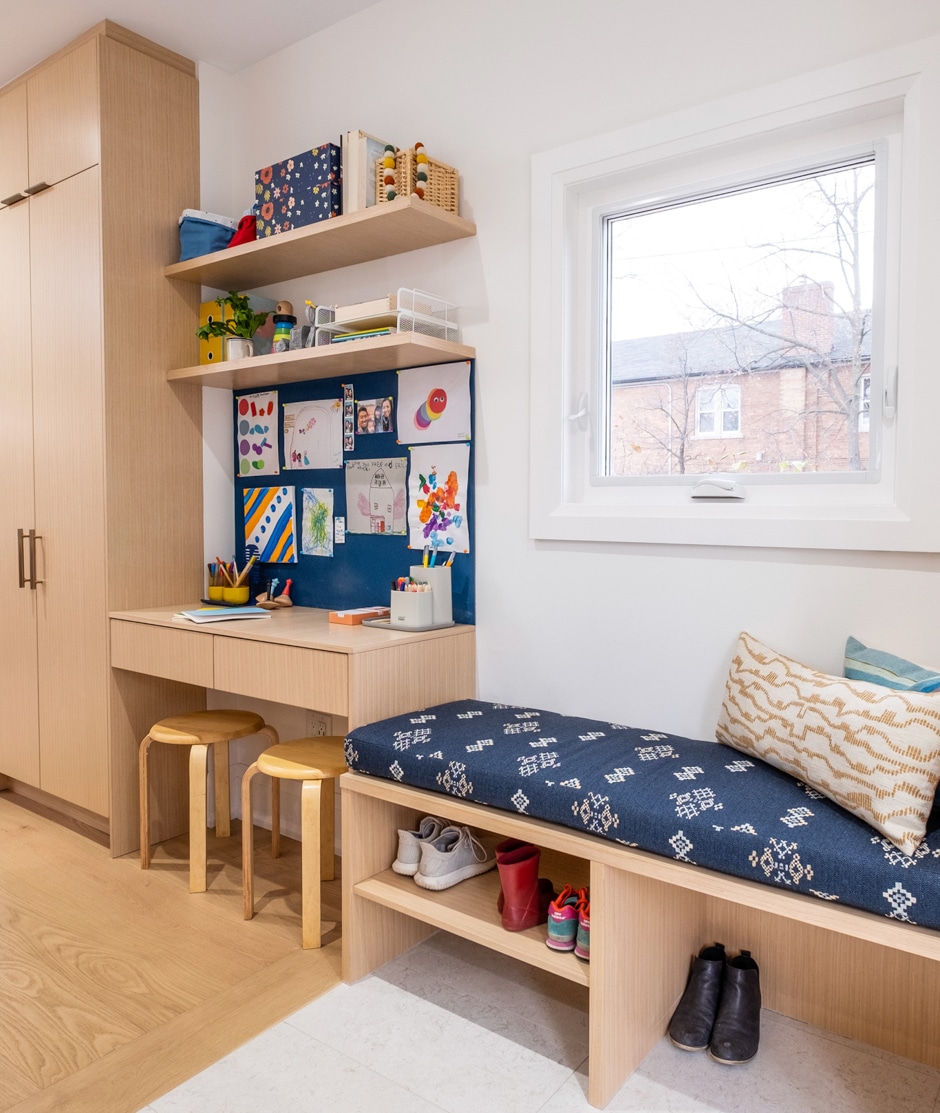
213,637,348,716
110,619,214,687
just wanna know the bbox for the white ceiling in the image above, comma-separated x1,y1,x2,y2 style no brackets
0,0,379,86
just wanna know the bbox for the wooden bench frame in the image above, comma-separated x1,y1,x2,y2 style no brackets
341,771,940,1108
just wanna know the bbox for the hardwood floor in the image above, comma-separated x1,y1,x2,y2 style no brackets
0,789,342,1113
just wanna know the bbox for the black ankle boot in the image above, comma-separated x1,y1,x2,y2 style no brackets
668,942,726,1051
708,949,761,1065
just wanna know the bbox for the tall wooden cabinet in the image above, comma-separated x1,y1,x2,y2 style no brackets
0,22,206,853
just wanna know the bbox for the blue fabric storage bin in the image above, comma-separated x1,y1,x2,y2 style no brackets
178,209,236,261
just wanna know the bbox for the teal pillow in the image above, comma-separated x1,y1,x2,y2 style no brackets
844,635,940,692
845,636,940,819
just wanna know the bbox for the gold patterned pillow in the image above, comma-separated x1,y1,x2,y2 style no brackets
716,631,940,854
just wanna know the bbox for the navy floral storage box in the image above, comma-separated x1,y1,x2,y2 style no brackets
254,142,341,237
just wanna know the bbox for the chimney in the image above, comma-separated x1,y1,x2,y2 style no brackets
781,281,834,357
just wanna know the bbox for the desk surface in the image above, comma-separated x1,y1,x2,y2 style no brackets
110,604,477,731
110,604,473,654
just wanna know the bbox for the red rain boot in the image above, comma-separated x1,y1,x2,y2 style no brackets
495,838,528,915
496,843,554,931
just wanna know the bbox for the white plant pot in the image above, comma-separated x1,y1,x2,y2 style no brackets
226,336,254,360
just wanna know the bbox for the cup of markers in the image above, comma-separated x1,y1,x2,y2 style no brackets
389,575,434,628
206,556,256,605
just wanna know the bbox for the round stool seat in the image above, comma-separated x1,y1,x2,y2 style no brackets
242,735,348,948
139,709,279,894
149,710,267,747
256,737,347,781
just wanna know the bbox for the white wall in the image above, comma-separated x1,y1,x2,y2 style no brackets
199,0,940,754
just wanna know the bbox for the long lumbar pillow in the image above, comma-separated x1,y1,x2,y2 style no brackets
716,631,940,855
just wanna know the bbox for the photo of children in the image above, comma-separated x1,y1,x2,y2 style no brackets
355,397,395,435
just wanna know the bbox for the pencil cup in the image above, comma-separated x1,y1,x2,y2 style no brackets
223,586,250,605
409,564,453,627
389,589,433,629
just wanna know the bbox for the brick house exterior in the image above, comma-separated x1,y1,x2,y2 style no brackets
609,282,871,477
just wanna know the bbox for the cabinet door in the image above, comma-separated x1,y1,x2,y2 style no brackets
27,38,99,192
30,167,109,816
0,200,40,785
0,84,28,206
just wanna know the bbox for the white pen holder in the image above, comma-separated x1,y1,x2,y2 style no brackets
389,565,454,629
410,564,453,627
389,589,433,629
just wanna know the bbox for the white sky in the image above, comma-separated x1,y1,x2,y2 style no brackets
609,163,876,341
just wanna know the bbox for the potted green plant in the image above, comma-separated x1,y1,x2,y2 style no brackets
196,291,269,360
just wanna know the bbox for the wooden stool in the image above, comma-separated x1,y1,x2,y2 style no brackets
241,736,347,948
139,710,279,893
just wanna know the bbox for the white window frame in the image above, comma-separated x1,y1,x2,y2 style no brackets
529,38,940,552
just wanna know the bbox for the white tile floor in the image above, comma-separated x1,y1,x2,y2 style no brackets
141,932,940,1112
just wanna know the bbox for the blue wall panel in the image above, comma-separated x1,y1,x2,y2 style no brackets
232,360,475,624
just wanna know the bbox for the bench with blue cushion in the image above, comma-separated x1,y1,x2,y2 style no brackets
345,698,940,931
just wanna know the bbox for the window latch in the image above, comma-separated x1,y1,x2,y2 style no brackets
883,366,898,420
567,393,589,431
691,477,746,500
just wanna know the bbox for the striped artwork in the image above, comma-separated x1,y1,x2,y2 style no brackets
243,486,297,564
716,632,940,855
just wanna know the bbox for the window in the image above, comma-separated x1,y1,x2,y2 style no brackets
858,375,871,432
605,160,873,479
695,385,741,439
529,39,940,551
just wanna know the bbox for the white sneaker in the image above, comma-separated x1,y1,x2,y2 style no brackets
414,825,496,890
393,815,446,876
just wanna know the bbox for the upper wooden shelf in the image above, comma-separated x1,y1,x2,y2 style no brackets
167,333,475,389
164,196,477,290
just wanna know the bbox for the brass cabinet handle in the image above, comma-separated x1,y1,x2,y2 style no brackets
17,528,27,588
23,181,50,196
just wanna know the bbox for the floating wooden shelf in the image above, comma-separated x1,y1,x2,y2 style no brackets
164,195,477,290
167,333,475,389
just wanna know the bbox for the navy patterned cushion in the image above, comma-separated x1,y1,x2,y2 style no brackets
345,699,940,930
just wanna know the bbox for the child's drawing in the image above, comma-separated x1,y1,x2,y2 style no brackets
397,362,471,444
302,488,333,556
407,443,470,553
345,458,407,535
283,398,342,469
236,390,279,475
243,485,297,563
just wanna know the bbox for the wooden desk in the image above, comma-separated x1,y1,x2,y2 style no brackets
108,605,475,855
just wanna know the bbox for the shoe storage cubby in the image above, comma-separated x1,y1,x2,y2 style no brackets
341,771,940,1109
360,835,591,986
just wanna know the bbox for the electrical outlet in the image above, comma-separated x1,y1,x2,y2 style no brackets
305,711,329,737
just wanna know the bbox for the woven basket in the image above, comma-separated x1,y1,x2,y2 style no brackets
376,148,459,214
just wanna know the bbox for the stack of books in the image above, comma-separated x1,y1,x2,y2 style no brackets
331,327,397,344
175,606,271,623
329,293,399,344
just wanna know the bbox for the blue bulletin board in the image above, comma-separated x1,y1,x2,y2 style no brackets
232,360,475,624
